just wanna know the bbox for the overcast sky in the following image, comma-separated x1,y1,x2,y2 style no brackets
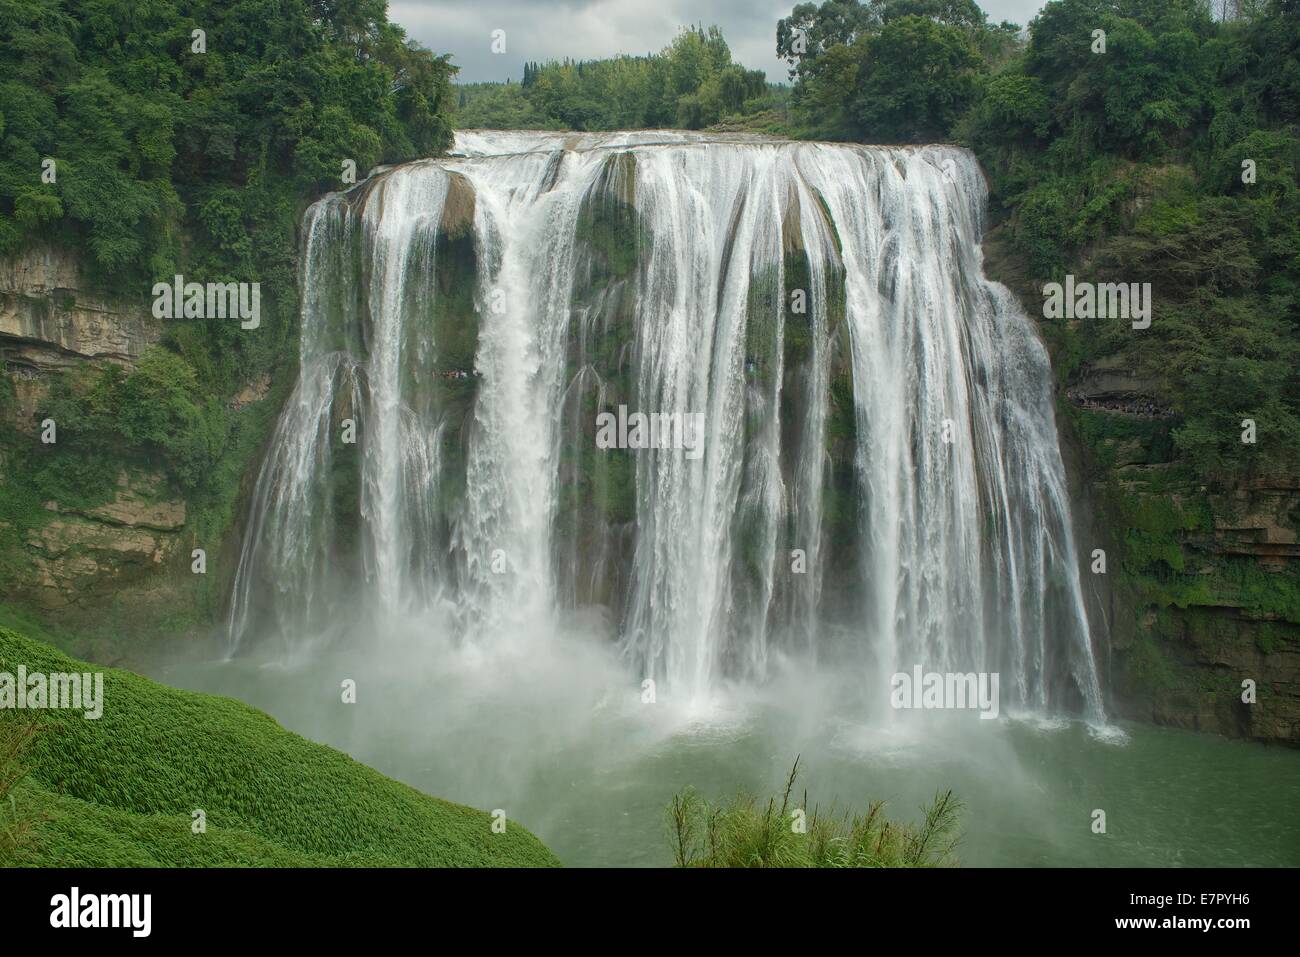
390,0,1051,85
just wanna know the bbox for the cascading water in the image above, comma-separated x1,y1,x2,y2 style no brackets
227,131,1103,720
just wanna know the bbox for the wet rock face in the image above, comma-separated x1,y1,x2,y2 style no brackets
1128,578,1296,743
1123,478,1300,744
1,245,163,436
0,250,187,633
1111,600,1300,744
1201,479,1300,567
1073,447,1300,746
0,245,161,369
3,471,188,615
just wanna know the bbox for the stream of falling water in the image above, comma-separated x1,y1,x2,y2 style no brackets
226,131,1103,721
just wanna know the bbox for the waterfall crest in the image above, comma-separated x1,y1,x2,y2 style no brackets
227,131,1103,719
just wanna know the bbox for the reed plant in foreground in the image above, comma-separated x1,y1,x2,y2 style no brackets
667,757,962,867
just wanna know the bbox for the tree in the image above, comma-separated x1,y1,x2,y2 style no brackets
853,16,983,141
777,0,1008,139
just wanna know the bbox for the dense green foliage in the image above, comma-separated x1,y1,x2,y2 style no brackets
971,0,1300,482
0,0,458,617
776,0,1021,138
1,0,454,289
667,761,962,867
0,626,560,865
455,26,780,131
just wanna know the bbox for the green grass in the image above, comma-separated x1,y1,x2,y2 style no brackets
666,759,962,868
0,627,560,867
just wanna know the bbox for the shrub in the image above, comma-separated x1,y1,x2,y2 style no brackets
667,758,962,867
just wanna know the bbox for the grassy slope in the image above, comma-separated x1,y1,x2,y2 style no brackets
0,628,559,867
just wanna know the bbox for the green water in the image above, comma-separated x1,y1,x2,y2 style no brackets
152,635,1300,868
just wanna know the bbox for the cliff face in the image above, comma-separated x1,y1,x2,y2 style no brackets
1,246,163,433
13,472,189,618
984,226,1300,747
0,247,161,365
1092,443,1300,744
0,247,196,652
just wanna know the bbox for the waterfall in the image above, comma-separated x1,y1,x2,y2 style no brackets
227,131,1103,719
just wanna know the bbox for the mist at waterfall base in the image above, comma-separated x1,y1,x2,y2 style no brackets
150,132,1300,867
156,619,1300,866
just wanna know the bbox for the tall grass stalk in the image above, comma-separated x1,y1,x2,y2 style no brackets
666,758,962,868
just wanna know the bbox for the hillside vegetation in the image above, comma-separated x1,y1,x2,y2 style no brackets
0,627,559,866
